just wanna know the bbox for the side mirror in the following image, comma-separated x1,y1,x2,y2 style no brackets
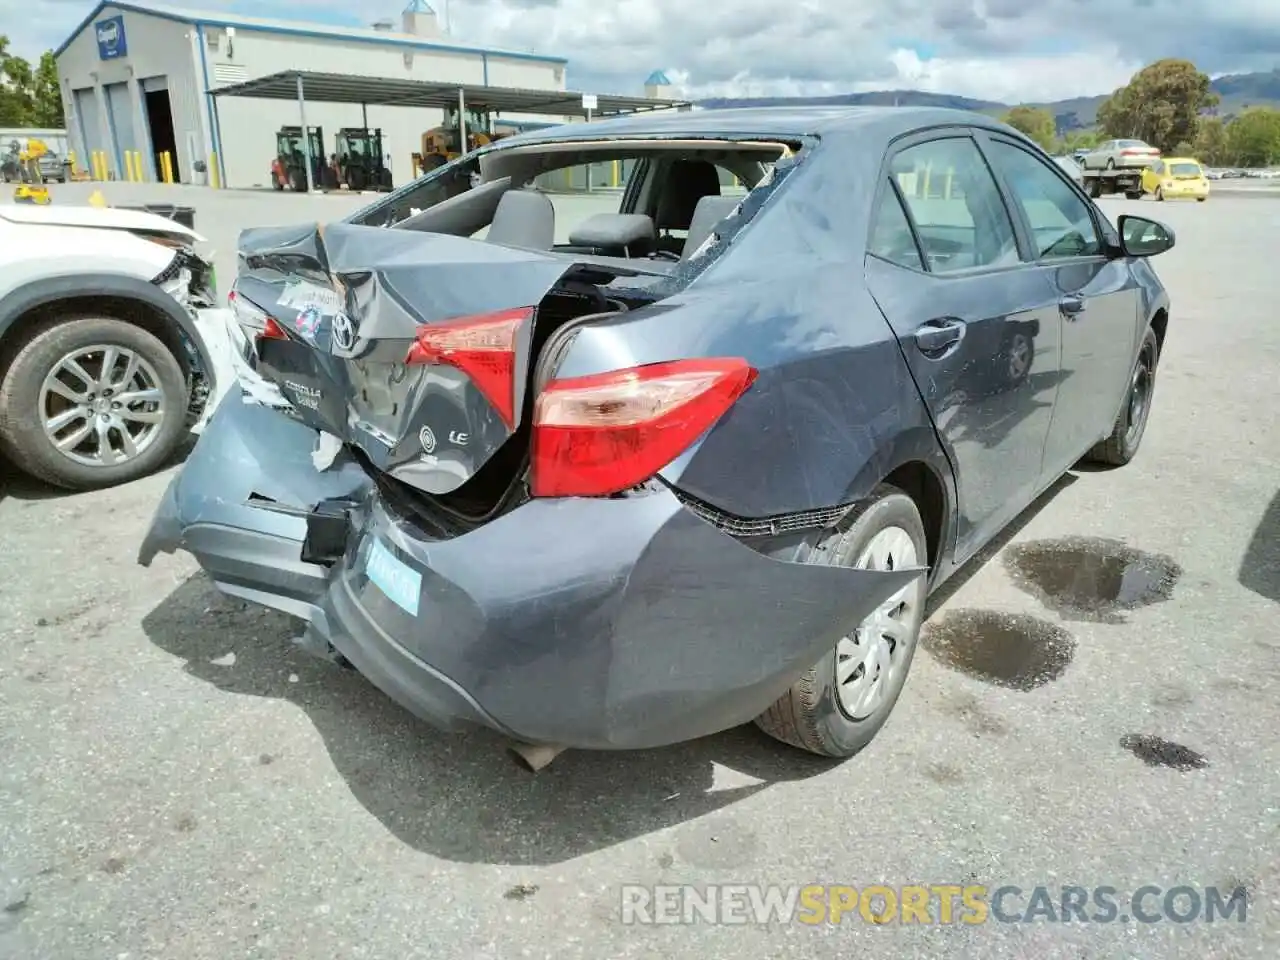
1117,215,1175,257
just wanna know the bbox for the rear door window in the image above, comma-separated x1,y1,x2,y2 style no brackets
530,160,640,242
890,137,1020,273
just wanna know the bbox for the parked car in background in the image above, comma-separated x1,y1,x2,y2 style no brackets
0,204,233,490
1080,139,1161,170
1140,158,1210,202
141,107,1176,766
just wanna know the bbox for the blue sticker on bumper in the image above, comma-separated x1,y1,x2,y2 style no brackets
365,539,422,616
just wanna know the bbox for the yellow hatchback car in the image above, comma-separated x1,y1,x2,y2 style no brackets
1141,158,1210,202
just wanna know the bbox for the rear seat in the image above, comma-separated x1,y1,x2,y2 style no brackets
486,189,555,249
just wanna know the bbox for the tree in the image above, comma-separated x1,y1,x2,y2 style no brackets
0,36,63,128
1059,129,1100,153
31,52,64,128
1225,107,1280,167
0,35,36,126
1192,117,1231,165
1097,59,1218,153
1001,105,1057,151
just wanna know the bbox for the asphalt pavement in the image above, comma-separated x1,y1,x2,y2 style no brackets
1,186,1277,959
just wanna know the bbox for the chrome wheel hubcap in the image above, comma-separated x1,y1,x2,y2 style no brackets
38,344,166,467
836,526,922,721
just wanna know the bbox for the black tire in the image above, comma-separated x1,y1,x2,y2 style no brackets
1085,326,1159,467
1155,188,1165,202
1196,197,1206,203
1087,177,1102,199
1125,190,1142,200
1106,158,1116,170
0,315,189,491
755,485,929,758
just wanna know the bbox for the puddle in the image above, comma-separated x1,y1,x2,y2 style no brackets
1003,537,1182,623
1120,734,1209,771
921,609,1076,690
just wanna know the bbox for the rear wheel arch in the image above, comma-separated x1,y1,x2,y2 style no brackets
882,460,947,574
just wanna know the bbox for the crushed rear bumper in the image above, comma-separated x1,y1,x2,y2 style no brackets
141,391,923,750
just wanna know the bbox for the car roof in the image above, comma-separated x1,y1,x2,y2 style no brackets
491,105,1018,148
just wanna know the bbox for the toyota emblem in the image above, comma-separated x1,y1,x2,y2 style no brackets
331,312,355,351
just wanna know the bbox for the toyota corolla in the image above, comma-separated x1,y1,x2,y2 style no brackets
139,107,1174,767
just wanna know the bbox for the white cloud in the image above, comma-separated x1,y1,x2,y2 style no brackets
7,0,1279,105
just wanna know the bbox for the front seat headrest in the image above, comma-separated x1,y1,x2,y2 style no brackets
486,189,555,249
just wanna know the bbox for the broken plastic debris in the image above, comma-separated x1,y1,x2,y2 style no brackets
312,431,343,471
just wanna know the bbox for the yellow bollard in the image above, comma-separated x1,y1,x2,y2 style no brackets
209,153,220,189
135,150,145,182
161,151,174,184
126,151,136,182
92,151,103,181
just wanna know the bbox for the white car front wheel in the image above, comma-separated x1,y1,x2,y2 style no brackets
0,315,189,490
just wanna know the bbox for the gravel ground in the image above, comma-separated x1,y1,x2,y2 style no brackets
1,186,1278,959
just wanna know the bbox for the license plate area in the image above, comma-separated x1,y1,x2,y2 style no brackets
364,538,423,616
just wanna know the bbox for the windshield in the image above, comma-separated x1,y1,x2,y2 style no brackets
1170,162,1202,177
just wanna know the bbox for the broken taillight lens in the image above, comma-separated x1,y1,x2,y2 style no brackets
404,306,533,430
229,288,287,343
530,357,758,499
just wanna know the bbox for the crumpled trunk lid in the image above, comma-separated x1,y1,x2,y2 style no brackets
234,222,577,495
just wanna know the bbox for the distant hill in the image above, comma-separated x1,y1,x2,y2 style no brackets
696,68,1280,134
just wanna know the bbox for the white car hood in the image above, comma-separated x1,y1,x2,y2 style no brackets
0,203,205,242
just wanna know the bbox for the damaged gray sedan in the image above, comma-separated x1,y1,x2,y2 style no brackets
139,106,1174,765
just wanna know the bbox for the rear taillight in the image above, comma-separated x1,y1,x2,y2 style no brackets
229,288,286,343
530,357,758,499
404,306,533,430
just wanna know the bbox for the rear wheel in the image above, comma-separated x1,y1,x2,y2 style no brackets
1106,158,1116,170
1156,187,1165,201
755,486,928,758
0,315,189,490
1085,326,1159,467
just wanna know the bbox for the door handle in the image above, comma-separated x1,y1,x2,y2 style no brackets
914,318,967,355
1059,295,1086,318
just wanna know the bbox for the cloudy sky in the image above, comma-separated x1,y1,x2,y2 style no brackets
10,0,1280,104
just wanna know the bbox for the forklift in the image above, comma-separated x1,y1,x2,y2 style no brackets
411,106,514,175
271,126,328,191
335,128,393,192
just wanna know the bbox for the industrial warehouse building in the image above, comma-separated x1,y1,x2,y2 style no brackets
53,0,577,189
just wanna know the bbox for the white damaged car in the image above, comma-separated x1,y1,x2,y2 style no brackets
0,204,234,490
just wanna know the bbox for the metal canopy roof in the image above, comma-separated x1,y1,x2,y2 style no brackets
210,70,691,117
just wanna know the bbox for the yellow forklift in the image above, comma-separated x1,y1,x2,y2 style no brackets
411,106,515,176
334,128,393,191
